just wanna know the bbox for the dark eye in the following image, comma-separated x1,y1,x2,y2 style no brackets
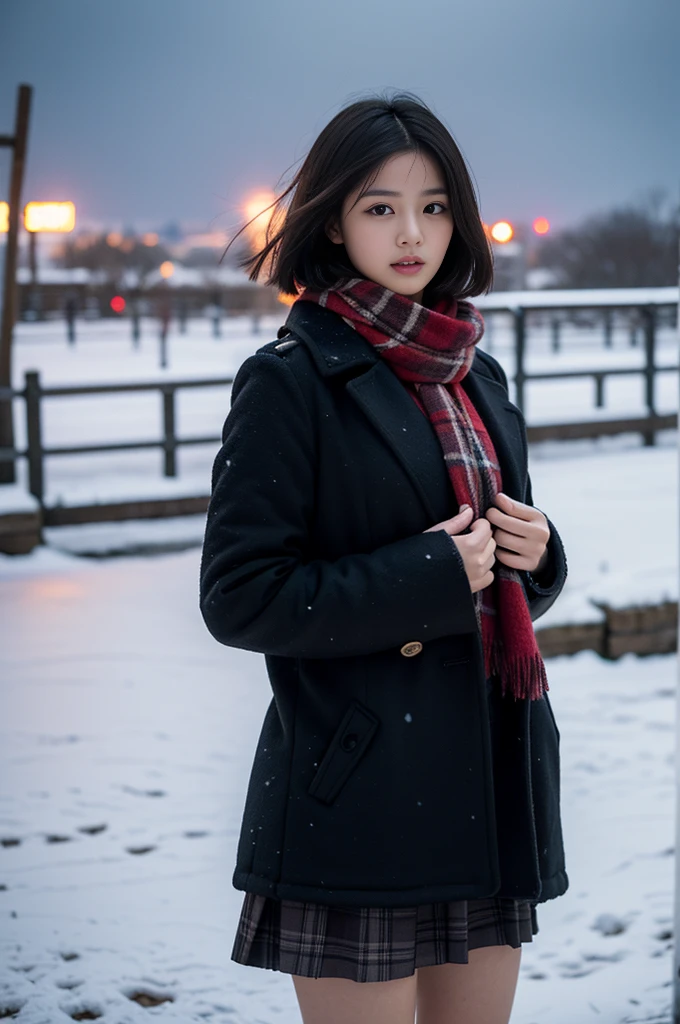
425,202,448,214
367,204,392,216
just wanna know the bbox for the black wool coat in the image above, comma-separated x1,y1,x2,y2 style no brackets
199,298,569,909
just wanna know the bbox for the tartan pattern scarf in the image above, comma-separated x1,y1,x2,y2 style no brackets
295,276,548,701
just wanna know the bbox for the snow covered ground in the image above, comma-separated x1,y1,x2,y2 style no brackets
2,312,678,622
4,311,677,508
0,543,677,1023
0,308,679,1020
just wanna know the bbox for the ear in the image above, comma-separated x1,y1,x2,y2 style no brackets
325,216,344,245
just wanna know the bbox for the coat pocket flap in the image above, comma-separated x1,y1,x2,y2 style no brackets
307,700,380,805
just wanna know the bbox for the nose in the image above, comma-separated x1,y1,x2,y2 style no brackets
396,209,423,248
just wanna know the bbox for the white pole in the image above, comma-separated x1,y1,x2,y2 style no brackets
673,217,680,1023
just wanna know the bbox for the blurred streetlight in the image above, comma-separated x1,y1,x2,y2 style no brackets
490,220,514,244
243,189,277,254
532,217,550,235
24,201,75,233
23,201,76,284
0,202,8,233
159,260,174,279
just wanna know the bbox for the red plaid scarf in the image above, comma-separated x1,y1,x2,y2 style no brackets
295,276,548,701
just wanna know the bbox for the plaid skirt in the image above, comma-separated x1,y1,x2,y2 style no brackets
231,892,538,982
231,675,540,983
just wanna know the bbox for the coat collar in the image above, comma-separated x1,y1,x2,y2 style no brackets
283,300,525,520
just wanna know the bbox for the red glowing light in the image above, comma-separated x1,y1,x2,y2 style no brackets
532,217,550,235
110,295,126,313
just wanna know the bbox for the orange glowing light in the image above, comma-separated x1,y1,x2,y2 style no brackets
0,202,8,233
107,232,123,247
159,261,175,279
277,292,296,307
24,201,76,233
490,221,514,244
142,232,159,246
243,189,278,254
110,295,126,313
532,217,550,235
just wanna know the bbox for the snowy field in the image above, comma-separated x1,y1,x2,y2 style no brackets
3,311,678,624
0,543,677,1023
3,311,678,508
1,309,679,1021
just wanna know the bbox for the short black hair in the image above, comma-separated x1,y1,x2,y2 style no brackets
222,89,494,303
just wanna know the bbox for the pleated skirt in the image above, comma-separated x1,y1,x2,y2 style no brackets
230,675,540,983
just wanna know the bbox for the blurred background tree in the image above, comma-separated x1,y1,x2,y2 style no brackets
52,231,173,289
535,188,679,288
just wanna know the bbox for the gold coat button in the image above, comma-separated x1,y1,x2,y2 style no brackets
400,641,423,657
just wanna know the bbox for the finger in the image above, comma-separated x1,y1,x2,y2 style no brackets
423,505,473,534
445,505,474,535
481,548,496,575
475,569,494,592
494,492,540,522
492,528,530,555
486,506,529,538
494,548,532,571
470,518,492,542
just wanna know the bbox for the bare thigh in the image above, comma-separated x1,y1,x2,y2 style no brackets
416,945,522,1024
292,971,418,1024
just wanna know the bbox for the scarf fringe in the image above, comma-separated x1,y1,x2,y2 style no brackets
485,639,549,702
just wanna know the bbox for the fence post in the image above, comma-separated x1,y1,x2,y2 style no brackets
513,306,526,412
629,311,638,347
162,386,177,477
594,373,605,408
603,309,613,348
24,370,44,502
551,317,561,353
641,304,657,446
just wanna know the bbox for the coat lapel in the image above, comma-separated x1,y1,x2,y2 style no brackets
284,300,526,521
345,363,454,523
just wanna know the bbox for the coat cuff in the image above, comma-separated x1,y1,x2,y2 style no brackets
520,515,567,620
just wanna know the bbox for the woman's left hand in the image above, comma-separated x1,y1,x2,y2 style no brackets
484,492,550,573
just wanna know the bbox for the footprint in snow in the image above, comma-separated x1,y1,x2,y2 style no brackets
126,989,175,1007
592,912,629,936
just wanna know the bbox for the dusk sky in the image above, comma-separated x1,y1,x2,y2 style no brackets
2,0,678,239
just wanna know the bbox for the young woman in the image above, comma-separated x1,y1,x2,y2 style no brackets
199,91,568,1024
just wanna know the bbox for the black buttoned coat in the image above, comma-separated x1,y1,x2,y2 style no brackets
199,298,569,909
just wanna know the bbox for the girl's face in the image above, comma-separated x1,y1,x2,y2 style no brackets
325,149,454,305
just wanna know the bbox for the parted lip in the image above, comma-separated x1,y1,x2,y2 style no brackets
391,256,425,265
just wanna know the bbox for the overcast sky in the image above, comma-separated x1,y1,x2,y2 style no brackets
2,0,678,238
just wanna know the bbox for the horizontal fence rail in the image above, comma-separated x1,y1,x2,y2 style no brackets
0,290,678,508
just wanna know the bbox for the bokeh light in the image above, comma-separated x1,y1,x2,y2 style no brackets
24,201,76,233
490,221,514,243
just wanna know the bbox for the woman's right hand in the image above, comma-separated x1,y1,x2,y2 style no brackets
423,505,496,593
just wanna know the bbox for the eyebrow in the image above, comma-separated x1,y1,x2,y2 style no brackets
359,187,449,198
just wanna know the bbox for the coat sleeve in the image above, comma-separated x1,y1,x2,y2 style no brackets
479,350,568,623
199,350,479,658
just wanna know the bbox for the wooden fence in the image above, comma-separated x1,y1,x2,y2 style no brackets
0,290,677,513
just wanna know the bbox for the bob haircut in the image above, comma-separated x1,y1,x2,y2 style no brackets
222,90,494,303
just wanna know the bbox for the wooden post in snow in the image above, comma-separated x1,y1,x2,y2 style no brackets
0,84,32,485
673,224,680,1024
